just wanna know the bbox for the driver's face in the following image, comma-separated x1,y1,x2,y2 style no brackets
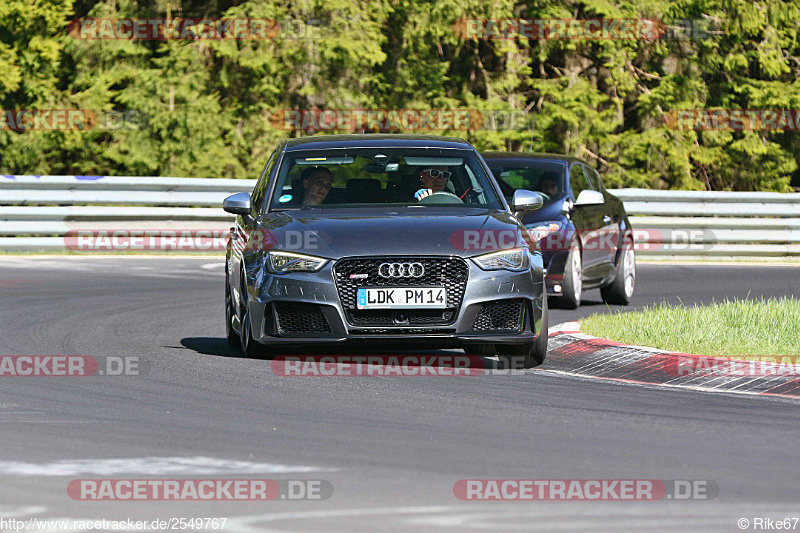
420,166,449,191
303,171,332,205
539,179,558,197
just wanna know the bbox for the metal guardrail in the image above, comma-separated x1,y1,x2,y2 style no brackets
0,175,252,250
611,189,800,260
1,176,798,259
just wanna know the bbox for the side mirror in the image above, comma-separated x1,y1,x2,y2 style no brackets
574,189,604,206
223,192,252,215
511,189,543,218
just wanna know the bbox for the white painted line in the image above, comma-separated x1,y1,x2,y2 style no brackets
0,505,47,517
0,456,337,476
0,420,102,424
549,321,581,334
225,507,464,533
223,503,799,532
405,512,743,531
539,369,796,401
725,376,768,391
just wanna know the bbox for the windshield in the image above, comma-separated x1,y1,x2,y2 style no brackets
267,148,504,210
487,159,566,205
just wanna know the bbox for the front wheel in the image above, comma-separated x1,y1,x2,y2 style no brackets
601,244,635,305
239,307,264,359
496,298,548,369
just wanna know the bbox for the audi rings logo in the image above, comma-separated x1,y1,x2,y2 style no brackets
378,262,425,278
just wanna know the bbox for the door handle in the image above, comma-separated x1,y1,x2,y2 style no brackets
603,215,612,225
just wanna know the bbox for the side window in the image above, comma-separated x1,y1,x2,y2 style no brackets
251,148,279,212
584,164,602,190
569,163,594,198
489,168,517,198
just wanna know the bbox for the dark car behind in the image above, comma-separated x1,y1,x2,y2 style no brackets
481,151,636,308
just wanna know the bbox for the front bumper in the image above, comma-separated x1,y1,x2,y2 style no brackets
244,255,545,348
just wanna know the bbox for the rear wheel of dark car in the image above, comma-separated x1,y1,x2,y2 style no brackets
554,240,582,309
601,241,635,305
496,298,548,369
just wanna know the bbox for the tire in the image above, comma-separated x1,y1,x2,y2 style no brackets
555,240,582,309
496,298,548,369
601,242,635,305
225,278,239,346
239,307,264,359
237,273,266,359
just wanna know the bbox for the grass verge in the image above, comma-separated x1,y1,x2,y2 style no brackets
579,297,800,358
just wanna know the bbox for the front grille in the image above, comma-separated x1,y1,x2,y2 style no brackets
333,256,469,326
471,299,524,332
347,309,455,326
274,303,331,334
349,328,457,335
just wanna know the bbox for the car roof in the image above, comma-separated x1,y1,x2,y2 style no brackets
480,151,587,165
283,134,472,152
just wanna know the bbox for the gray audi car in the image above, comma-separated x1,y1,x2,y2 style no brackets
222,135,548,368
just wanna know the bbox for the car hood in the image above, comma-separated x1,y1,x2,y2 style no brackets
257,207,535,258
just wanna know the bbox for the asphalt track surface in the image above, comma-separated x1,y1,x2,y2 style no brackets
1,257,799,532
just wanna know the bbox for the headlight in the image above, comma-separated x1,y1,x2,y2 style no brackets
472,248,529,271
268,251,328,272
527,221,563,242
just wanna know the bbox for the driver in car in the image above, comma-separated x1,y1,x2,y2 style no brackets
301,167,333,205
414,166,452,201
537,175,559,198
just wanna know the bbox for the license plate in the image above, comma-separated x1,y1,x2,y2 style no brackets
357,287,446,309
